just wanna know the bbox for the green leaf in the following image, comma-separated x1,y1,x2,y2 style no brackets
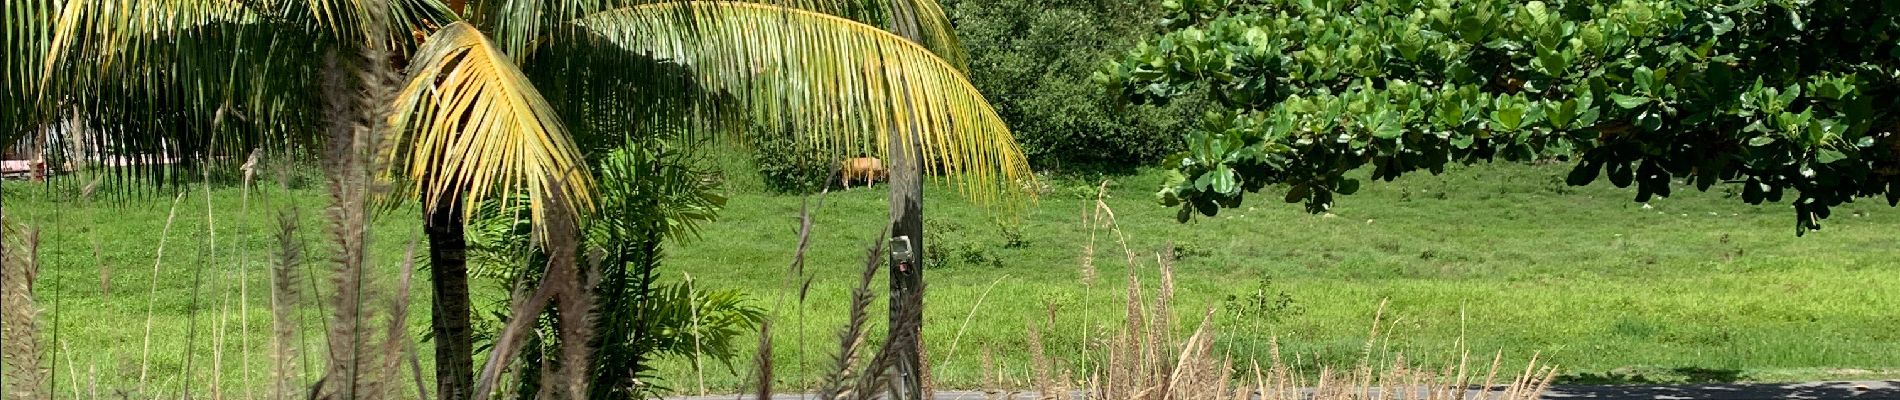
1451,134,1476,149
1199,164,1238,193
1633,66,1655,92
1548,99,1578,128
1284,183,1311,203
1610,94,1651,109
1492,107,1525,131
1748,136,1776,147
1742,178,1765,203
1566,161,1601,186
1372,114,1404,139
1608,161,1634,188
1336,178,1361,195
1816,149,1846,164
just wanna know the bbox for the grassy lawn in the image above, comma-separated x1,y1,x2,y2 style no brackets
5,161,1899,397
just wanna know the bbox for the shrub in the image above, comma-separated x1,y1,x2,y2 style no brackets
746,127,832,195
945,0,1205,172
923,218,1002,269
996,222,1027,249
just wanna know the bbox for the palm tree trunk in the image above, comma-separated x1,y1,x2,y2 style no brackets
884,9,930,399
425,197,474,400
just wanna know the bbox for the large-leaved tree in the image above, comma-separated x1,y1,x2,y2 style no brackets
1097,0,1897,232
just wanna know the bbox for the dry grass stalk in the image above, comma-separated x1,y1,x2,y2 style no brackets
238,148,262,399
1077,185,1104,387
473,272,558,400
1064,199,1557,400
138,192,187,389
939,276,1005,371
375,239,421,399
269,203,305,400
187,141,225,398
2,225,46,400
472,191,590,400
918,325,937,400
688,272,710,396
753,321,775,400
313,8,409,398
981,345,998,400
212,291,230,400
815,234,886,400
518,183,590,400
88,363,99,400
1147,251,1174,388
781,189,829,397
60,340,80,400
848,285,922,400
1026,321,1053,400
79,178,105,301
408,343,431,400
318,46,380,400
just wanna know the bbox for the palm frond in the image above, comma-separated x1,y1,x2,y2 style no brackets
592,142,726,242
25,0,326,190
872,0,964,70
40,0,451,94
2,0,61,137
463,0,963,69
389,21,596,243
12,0,454,192
573,1,1030,205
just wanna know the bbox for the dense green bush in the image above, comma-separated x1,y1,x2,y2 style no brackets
946,0,1206,172
1098,0,1898,234
746,126,834,194
923,217,1004,268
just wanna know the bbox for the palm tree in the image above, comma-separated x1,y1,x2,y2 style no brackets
6,0,1029,398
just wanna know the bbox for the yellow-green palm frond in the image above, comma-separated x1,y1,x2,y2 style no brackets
463,0,962,69
17,0,453,151
390,21,595,241
200,0,457,44
3,0,65,136
687,0,966,70
20,0,336,189
873,0,964,71
574,1,1030,205
34,0,257,98
38,0,450,85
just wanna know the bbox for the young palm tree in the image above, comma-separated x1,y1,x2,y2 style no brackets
6,0,1029,398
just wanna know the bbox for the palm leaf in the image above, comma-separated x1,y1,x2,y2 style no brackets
2,0,62,137
19,0,325,190
573,1,1029,205
389,21,596,241
12,0,455,190
464,0,963,69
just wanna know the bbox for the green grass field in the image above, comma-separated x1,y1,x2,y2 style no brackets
6,161,1899,397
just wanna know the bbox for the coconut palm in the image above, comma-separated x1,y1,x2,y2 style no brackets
5,0,1029,398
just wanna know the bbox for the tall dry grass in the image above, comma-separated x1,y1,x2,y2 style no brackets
306,5,427,398
728,181,1559,400
269,162,308,400
1029,183,1557,400
2,224,47,400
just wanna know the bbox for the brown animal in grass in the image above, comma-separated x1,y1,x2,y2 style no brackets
838,156,886,190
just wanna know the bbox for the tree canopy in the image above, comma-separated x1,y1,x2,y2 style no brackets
945,0,1202,171
1095,0,1898,234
